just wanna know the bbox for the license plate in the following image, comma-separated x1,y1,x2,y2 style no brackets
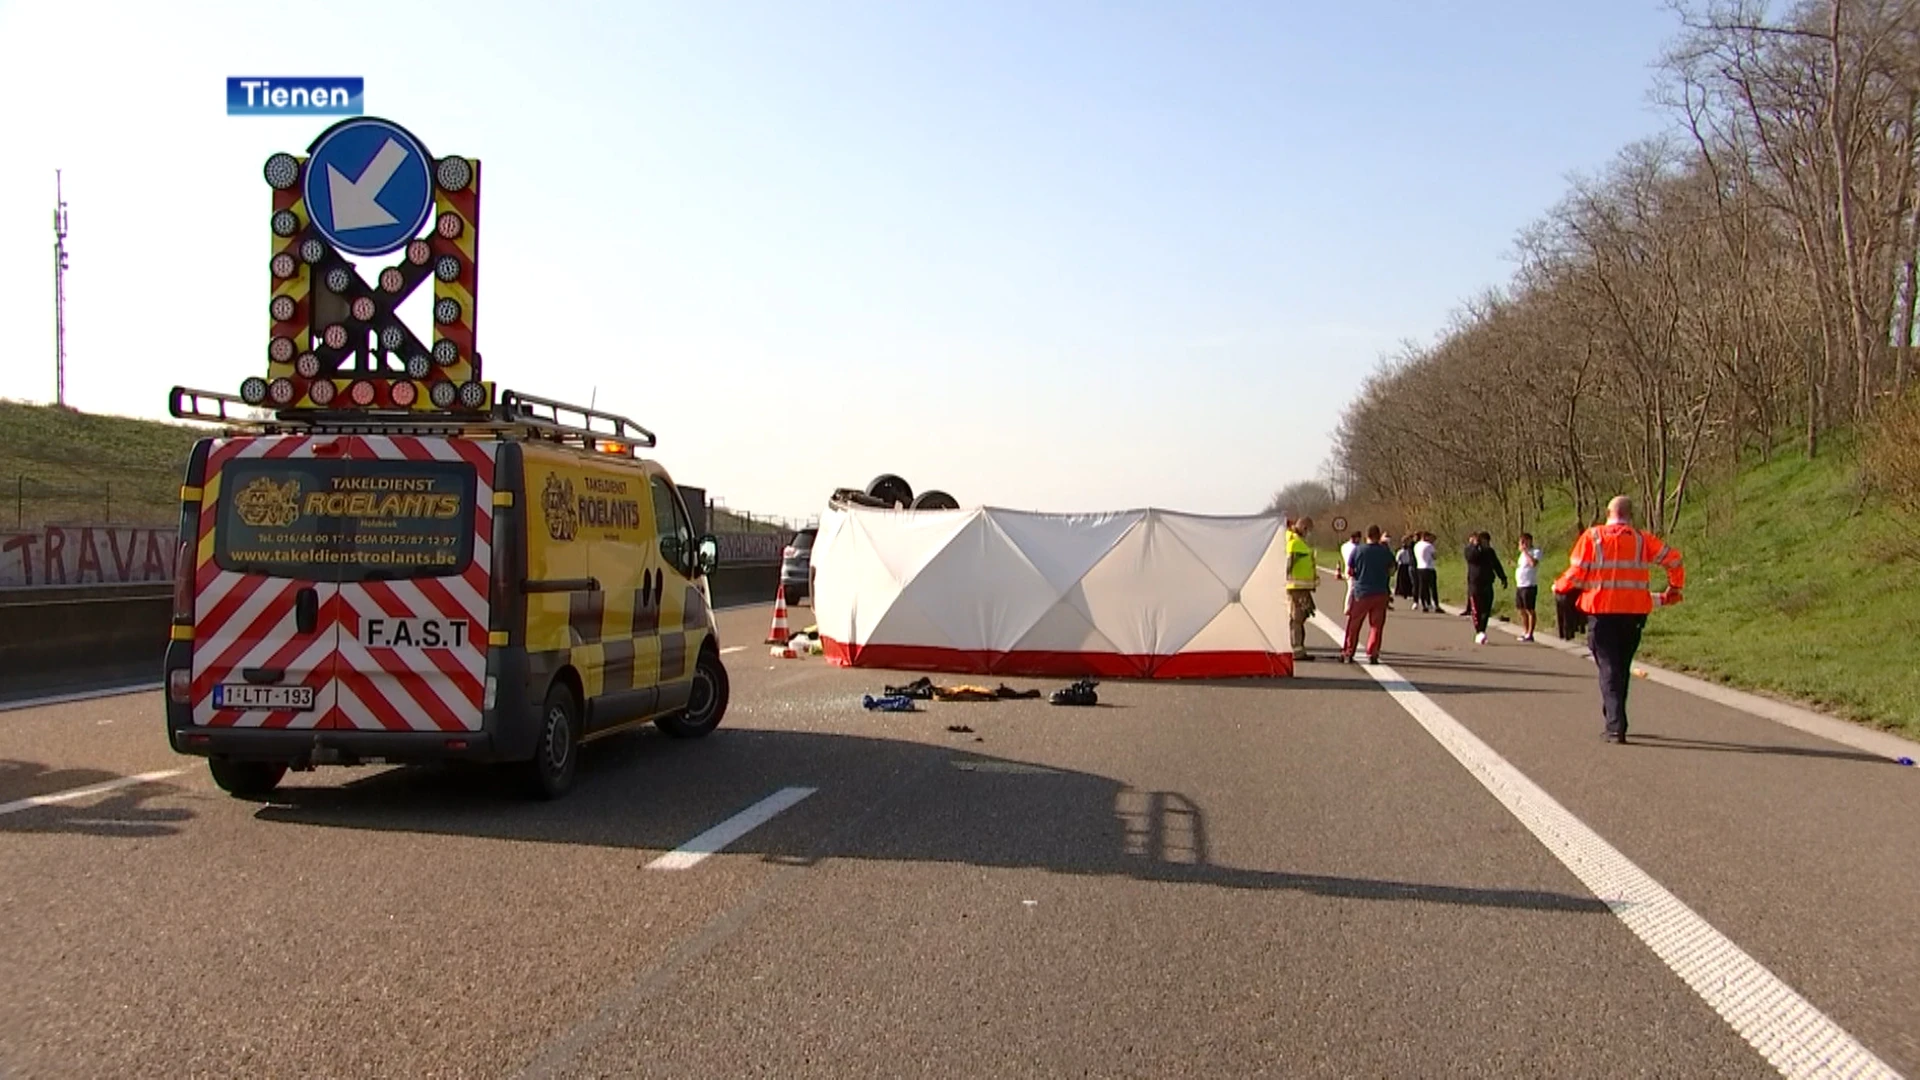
213,684,315,710
361,615,471,650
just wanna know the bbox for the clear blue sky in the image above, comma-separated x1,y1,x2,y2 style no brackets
0,0,1681,522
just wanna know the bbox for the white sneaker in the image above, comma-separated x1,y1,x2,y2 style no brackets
1475,632,1487,645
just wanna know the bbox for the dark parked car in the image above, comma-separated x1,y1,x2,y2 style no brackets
782,527,817,605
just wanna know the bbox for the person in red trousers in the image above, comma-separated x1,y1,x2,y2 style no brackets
1341,525,1396,664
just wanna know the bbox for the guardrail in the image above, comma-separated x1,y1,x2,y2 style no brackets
0,565,786,696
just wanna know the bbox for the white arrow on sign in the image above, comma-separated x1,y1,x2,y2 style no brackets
326,138,410,231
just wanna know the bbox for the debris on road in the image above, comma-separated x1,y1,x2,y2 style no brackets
862,694,919,712
946,724,974,733
1049,680,1099,707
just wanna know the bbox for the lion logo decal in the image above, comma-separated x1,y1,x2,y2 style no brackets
233,476,302,528
542,474,578,541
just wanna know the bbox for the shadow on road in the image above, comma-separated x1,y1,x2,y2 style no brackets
249,727,1609,916
1621,733,1891,763
1373,657,1583,679
0,759,194,837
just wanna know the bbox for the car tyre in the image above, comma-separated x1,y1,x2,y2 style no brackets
208,757,287,799
911,490,958,510
524,683,581,800
657,649,729,739
866,474,913,509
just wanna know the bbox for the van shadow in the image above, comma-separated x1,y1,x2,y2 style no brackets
252,728,1607,916
0,760,195,837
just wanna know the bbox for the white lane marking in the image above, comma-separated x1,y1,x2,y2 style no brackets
1307,612,1903,1080
1427,600,1920,761
0,769,189,818
719,646,745,655
0,682,164,714
646,787,817,871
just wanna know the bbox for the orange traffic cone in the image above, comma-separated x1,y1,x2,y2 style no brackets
765,585,790,645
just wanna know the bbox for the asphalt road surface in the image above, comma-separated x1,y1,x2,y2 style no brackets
2,582,1915,1078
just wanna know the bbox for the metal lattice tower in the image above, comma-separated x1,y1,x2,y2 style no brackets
53,170,70,407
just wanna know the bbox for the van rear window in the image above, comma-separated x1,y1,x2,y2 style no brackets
215,457,476,581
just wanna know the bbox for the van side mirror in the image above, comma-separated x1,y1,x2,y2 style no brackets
696,535,719,576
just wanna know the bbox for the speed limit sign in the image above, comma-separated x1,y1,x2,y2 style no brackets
1331,516,1347,532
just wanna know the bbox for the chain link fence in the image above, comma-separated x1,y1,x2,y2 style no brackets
9,473,181,530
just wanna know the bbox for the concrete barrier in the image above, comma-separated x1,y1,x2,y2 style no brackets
0,583,173,691
0,565,784,695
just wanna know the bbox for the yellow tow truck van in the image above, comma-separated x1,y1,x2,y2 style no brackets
162,387,729,800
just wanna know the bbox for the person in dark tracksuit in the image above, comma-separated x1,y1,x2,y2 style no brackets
1463,531,1507,644
1552,496,1686,744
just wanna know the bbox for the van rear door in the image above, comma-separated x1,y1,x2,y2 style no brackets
195,437,343,731
329,436,495,734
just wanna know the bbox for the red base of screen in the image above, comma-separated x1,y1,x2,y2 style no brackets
819,638,1295,679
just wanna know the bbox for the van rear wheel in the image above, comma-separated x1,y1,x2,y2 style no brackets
208,757,286,799
523,683,581,800
657,650,729,739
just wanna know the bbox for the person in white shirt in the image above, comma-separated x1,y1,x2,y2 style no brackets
1514,532,1543,642
1337,531,1361,613
1412,532,1439,612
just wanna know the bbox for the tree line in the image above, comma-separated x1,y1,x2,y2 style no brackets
1321,0,1920,540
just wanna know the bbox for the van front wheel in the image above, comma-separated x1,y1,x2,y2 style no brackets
657,651,729,739
524,684,581,799
208,757,286,799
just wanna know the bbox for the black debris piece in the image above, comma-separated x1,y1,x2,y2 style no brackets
1049,679,1099,707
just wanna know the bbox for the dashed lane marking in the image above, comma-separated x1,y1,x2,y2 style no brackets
646,786,818,870
0,769,189,818
1308,612,1903,1080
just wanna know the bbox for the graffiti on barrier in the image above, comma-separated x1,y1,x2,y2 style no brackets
0,526,177,588
1,525,789,586
714,532,791,565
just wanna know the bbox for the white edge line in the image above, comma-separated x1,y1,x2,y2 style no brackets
0,682,165,714
1429,598,1920,761
1312,563,1919,760
646,786,817,871
0,769,189,817
719,646,745,655
1306,612,1903,1080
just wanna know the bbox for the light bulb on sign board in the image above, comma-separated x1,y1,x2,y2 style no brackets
263,153,300,190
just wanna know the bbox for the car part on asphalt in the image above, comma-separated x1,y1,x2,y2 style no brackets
1049,680,1099,707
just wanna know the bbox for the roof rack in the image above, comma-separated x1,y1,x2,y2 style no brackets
168,385,659,457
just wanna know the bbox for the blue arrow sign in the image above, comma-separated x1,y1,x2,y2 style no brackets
302,117,435,258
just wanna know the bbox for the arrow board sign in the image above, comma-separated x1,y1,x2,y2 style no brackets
302,117,435,257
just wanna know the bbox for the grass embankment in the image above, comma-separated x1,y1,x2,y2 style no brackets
0,401,209,528
0,399,800,535
1322,445,1918,737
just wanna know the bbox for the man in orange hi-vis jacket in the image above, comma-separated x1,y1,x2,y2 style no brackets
1552,495,1685,744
